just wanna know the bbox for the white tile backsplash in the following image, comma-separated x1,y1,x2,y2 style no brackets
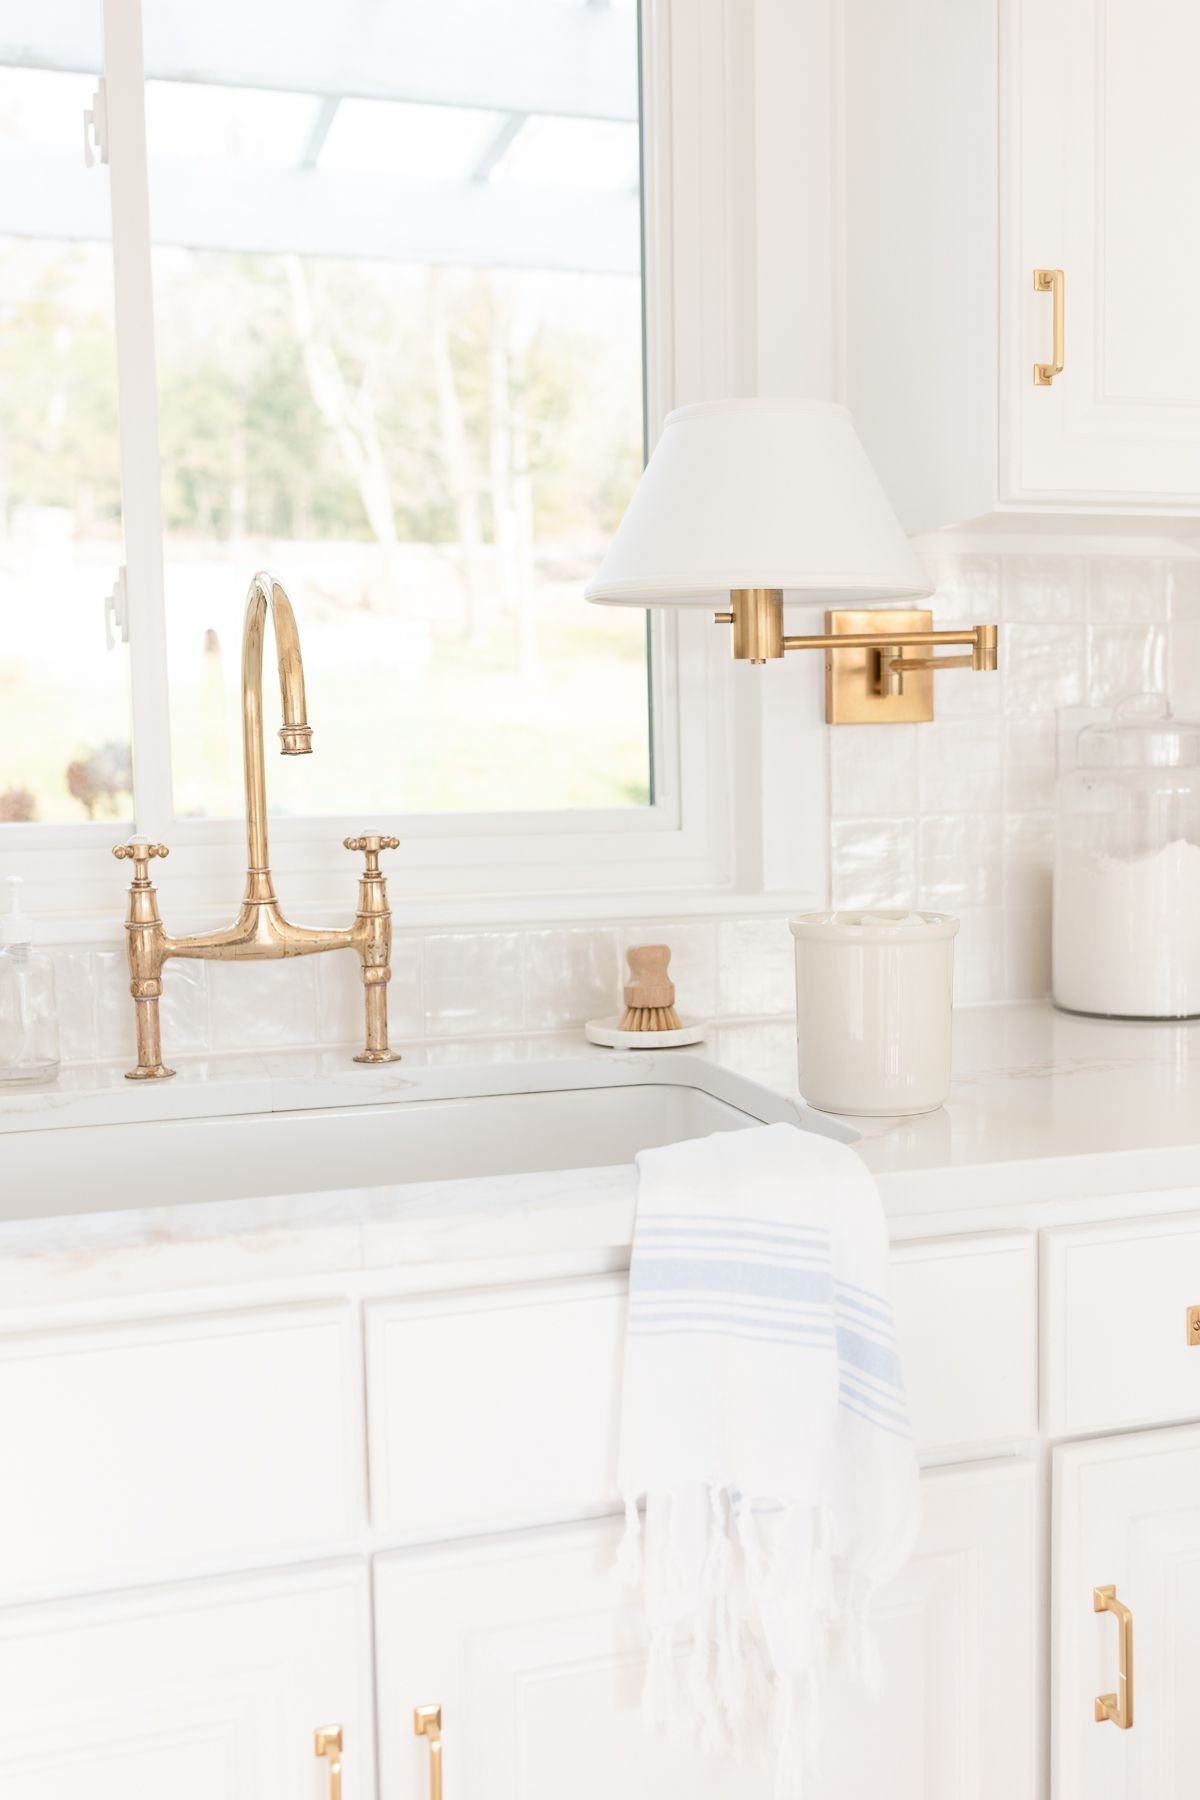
421,932,525,1038
828,550,1197,1003
33,554,1196,1055
47,908,797,1068
830,818,917,909
522,928,619,1032
715,917,795,1018
1085,623,1168,706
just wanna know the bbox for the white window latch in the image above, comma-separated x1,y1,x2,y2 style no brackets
83,81,109,168
104,566,129,649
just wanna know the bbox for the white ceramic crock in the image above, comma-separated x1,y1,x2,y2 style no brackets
788,910,959,1116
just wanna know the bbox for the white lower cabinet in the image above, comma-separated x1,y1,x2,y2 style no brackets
373,1459,1035,1800
1053,1424,1200,1800
0,1562,374,1800
10,1204,1200,1797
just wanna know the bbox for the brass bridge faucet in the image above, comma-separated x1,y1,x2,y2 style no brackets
113,571,402,1080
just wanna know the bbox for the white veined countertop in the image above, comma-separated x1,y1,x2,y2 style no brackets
0,1000,1198,1307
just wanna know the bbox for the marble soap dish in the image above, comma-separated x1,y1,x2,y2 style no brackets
585,944,707,1051
584,1015,707,1050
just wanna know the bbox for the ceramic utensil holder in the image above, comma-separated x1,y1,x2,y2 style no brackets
789,910,959,1116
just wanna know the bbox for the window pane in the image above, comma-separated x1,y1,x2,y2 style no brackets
143,2,649,819
0,33,132,827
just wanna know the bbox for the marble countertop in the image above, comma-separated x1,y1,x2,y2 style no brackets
3,1001,1200,1307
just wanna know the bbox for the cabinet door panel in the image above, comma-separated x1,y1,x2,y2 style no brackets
0,1563,373,1800
1014,0,1200,502
375,1460,1034,1800
1053,1424,1200,1799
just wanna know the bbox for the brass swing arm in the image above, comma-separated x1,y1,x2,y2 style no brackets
711,589,998,723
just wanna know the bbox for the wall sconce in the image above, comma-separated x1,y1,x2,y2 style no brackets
585,399,998,724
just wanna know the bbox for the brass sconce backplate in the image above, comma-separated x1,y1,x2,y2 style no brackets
824,609,935,725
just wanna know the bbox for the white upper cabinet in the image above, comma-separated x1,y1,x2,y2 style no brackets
842,0,1200,531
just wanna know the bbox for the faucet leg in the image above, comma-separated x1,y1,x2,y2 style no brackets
112,840,176,1080
127,979,176,1081
354,965,402,1065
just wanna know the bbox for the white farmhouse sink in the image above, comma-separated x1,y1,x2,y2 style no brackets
1,1068,845,1224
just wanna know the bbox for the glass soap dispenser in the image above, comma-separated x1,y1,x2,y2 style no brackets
0,876,61,1083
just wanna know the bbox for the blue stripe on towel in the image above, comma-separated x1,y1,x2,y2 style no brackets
838,1387,912,1438
641,1214,832,1242
836,1324,904,1389
637,1221,832,1253
630,1258,835,1305
631,1304,836,1340
835,1280,897,1328
633,1320,838,1350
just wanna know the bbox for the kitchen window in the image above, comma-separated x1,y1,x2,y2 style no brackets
0,1,742,916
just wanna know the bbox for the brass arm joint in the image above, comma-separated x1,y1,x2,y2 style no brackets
714,590,999,724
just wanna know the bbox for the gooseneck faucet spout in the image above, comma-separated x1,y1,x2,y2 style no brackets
112,571,403,1079
243,573,312,889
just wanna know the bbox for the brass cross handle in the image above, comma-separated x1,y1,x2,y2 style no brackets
344,834,400,877
112,840,170,883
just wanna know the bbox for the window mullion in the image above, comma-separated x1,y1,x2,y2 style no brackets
102,0,174,842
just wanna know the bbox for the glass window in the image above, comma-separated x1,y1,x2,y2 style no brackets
0,29,132,826
142,1,649,820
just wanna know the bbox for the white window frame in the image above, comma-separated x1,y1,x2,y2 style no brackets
4,0,829,931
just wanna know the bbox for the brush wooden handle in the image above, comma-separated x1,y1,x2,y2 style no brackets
624,944,676,1010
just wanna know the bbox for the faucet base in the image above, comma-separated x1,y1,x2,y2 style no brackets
352,1048,403,1065
124,1064,177,1081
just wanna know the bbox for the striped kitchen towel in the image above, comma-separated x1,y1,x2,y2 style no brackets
616,1121,920,1796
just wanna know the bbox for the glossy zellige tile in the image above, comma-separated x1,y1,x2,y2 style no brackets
1085,624,1167,708
422,932,524,1037
523,928,619,1031
1002,556,1085,623
918,814,1003,908
830,724,919,818
830,819,917,910
716,917,795,1018
918,719,1003,814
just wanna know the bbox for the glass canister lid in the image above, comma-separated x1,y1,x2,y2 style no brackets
1076,694,1200,769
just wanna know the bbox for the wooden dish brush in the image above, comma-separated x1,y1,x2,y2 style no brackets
584,942,706,1049
619,944,681,1032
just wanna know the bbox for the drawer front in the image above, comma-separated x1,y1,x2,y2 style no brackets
0,1301,361,1604
1043,1212,1200,1435
368,1237,1037,1543
892,1233,1038,1455
366,1276,626,1540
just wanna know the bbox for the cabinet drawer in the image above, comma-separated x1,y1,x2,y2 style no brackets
892,1233,1038,1454
368,1237,1037,1545
1043,1212,1200,1435
0,1301,362,1604
366,1276,626,1540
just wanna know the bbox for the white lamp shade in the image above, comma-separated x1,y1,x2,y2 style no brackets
585,398,930,605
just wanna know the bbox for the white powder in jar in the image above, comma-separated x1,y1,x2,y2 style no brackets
1052,836,1200,1017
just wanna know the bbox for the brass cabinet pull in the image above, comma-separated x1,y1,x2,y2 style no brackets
1094,1586,1134,1729
315,1726,344,1800
414,1705,443,1800
1034,268,1066,384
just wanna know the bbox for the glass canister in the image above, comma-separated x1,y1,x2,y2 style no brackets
1052,695,1200,1019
